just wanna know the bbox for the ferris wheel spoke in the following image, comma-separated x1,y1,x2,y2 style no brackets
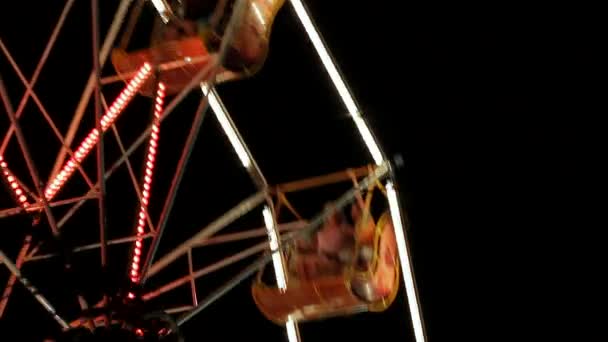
0,75,60,237
0,40,97,193
186,249,197,307
91,0,108,283
0,0,75,156
26,233,154,263
139,96,210,285
0,250,69,330
203,86,267,189
49,0,135,185
0,235,32,318
143,240,268,302
118,0,146,50
145,191,267,280
143,222,303,306
9,58,97,190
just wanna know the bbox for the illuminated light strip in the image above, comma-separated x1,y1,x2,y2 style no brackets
263,206,299,342
201,84,252,169
44,63,152,202
0,155,30,208
288,0,384,166
149,0,171,23
386,181,426,342
286,316,300,342
129,82,166,284
262,206,287,290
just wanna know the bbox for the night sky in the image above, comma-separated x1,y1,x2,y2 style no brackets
0,1,567,341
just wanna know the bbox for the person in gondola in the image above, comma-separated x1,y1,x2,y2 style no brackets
289,203,357,280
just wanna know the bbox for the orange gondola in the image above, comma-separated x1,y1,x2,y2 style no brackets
111,0,286,96
251,209,400,324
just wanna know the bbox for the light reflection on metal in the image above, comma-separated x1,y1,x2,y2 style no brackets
386,181,426,342
288,0,384,165
263,205,287,290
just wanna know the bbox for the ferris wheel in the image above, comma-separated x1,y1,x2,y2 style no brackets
0,0,426,341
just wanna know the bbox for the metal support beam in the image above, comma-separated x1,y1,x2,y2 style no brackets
139,97,210,284
194,220,306,247
0,235,32,318
0,39,95,191
26,233,154,262
49,0,134,184
273,165,372,193
0,250,69,329
0,75,60,237
0,192,97,219
386,180,427,342
204,87,267,188
143,241,267,301
91,0,108,271
145,191,267,279
0,0,75,155
288,0,385,165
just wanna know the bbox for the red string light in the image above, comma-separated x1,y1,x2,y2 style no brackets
44,63,153,202
0,155,31,209
129,82,166,283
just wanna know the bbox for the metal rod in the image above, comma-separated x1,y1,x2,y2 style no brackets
91,0,107,271
176,247,270,326
264,198,300,341
386,180,427,342
194,220,306,247
145,190,267,279
164,305,194,315
139,97,210,284
187,249,197,306
143,241,267,301
0,250,69,329
76,295,96,331
102,95,156,234
27,233,153,262
49,0,134,184
101,55,210,85
288,0,386,165
278,192,303,220
207,87,267,189
0,0,75,155
176,164,389,326
0,235,31,317
0,43,96,190
118,0,145,49
0,193,96,219
0,75,60,236
274,165,371,193
90,0,109,327
26,89,96,189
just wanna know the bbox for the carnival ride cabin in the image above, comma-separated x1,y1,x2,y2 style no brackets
252,191,401,324
111,0,286,96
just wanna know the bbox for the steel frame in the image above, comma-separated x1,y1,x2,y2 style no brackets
0,0,426,341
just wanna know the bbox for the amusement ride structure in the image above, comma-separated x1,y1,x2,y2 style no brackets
0,0,426,341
